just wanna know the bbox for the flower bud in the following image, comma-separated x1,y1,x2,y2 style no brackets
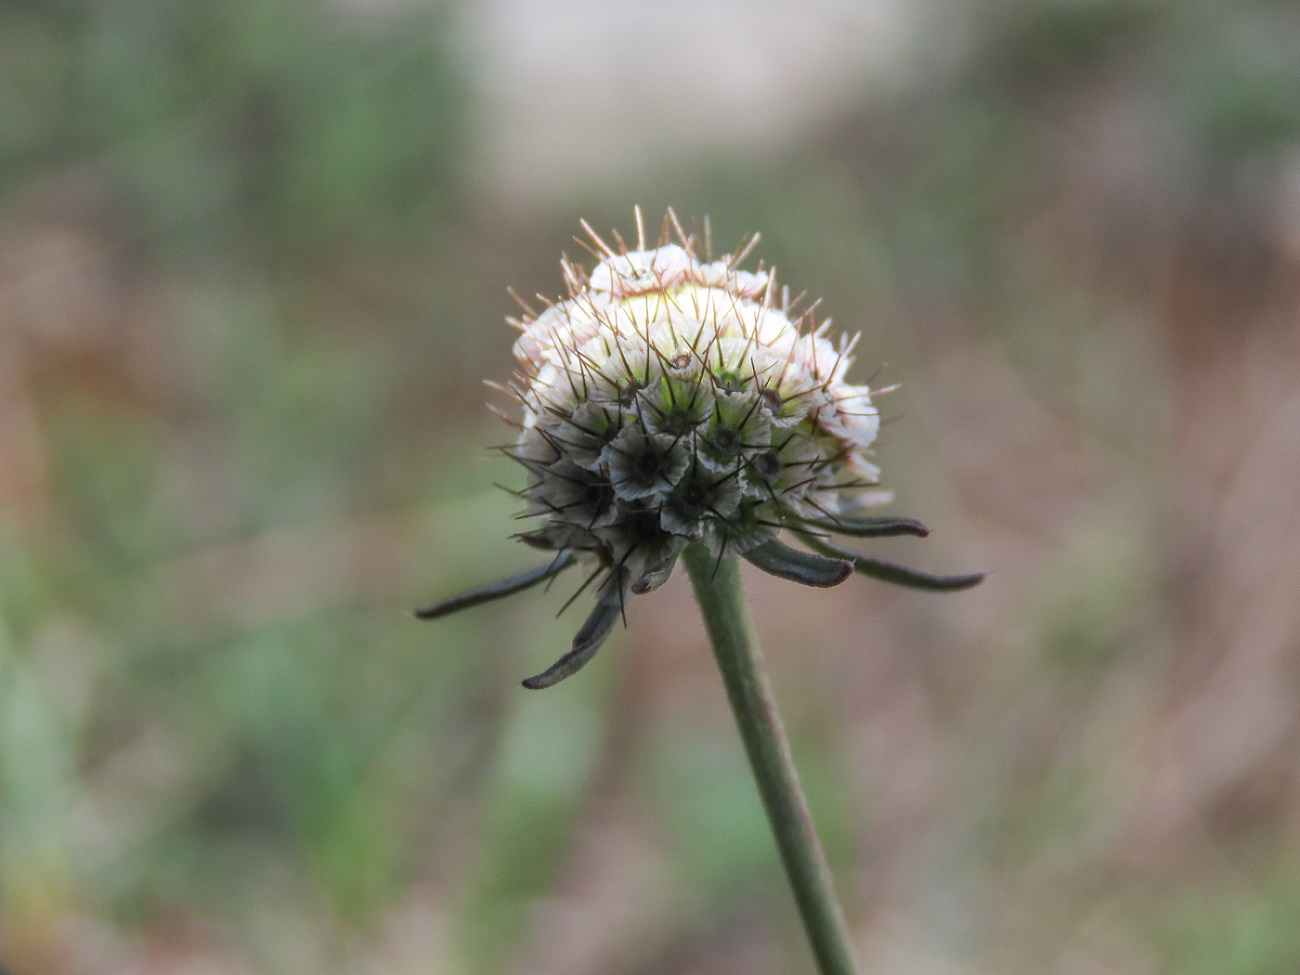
418,211,983,690
509,211,886,597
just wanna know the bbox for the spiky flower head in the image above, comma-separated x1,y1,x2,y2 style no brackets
418,210,982,688
509,210,885,591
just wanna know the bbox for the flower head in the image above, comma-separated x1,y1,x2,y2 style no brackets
510,212,887,582
418,210,982,688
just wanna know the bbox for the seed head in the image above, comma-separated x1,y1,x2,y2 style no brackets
508,210,886,598
417,209,984,689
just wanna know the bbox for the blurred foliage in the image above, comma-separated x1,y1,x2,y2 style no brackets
0,0,467,260
1153,862,1300,975
3,0,1300,972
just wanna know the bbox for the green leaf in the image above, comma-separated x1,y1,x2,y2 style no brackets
800,534,984,592
741,539,853,588
521,591,622,689
414,553,575,619
791,514,930,538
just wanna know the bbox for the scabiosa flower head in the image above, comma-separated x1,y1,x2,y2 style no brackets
510,212,885,584
418,210,982,688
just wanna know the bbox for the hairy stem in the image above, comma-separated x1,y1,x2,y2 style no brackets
682,544,861,975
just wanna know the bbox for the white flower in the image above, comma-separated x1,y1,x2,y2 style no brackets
691,260,770,297
588,245,694,296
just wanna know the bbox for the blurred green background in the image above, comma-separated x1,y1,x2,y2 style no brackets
3,1,1300,972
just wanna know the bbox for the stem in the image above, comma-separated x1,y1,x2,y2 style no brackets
682,544,861,975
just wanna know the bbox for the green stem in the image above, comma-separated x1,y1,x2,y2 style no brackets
682,544,861,975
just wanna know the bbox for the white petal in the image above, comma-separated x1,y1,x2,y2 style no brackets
588,245,693,297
